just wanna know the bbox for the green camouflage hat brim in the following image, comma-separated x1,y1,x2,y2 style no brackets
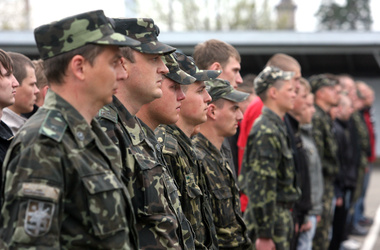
308,74,338,93
34,10,141,60
254,66,294,95
162,54,196,85
205,78,249,103
114,18,176,55
174,52,221,81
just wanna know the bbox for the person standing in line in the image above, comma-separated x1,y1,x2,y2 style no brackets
192,78,253,249
155,52,221,250
297,90,323,250
96,17,192,250
309,74,340,250
238,53,302,214
0,10,141,249
239,66,300,250
2,52,39,134
0,49,19,181
135,53,197,249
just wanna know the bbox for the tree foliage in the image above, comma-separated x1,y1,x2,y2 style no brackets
315,0,372,30
137,0,276,31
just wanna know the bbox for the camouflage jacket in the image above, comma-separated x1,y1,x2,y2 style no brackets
141,120,195,250
351,111,370,170
155,124,218,250
239,107,300,239
96,96,181,250
312,105,339,179
193,133,252,249
0,90,138,249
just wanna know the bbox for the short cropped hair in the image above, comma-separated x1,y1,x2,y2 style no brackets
237,74,256,94
44,44,104,85
266,53,301,71
32,59,48,89
0,49,13,77
299,77,311,92
193,39,241,69
120,47,136,63
7,52,34,85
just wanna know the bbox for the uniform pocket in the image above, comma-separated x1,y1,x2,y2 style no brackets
185,173,202,199
211,186,236,227
82,171,126,238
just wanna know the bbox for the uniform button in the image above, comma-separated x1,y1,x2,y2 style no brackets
77,132,84,141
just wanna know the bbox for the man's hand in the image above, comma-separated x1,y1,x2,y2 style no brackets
300,220,312,232
256,238,275,250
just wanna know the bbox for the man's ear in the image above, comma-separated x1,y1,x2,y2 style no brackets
70,55,86,81
207,103,217,120
209,62,222,71
268,86,277,100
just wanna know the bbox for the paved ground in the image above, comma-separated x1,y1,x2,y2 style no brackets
343,164,380,250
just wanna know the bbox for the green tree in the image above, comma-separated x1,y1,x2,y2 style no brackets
136,0,276,31
315,0,372,31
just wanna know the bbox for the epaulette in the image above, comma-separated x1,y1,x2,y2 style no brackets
39,110,68,142
97,105,118,124
157,129,178,156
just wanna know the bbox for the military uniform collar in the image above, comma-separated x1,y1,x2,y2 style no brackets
111,96,146,146
262,106,287,134
43,90,99,148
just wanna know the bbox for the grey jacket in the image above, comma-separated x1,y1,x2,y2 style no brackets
300,124,323,215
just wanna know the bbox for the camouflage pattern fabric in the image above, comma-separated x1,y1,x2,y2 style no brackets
350,111,370,203
311,105,339,179
192,133,252,249
141,119,196,250
113,18,175,55
155,124,218,250
0,90,138,249
174,52,221,81
34,10,140,60
162,53,196,85
239,107,300,248
311,104,339,250
96,96,184,250
205,78,249,103
254,66,294,95
308,74,338,94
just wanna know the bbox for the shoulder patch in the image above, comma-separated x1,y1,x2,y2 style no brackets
39,110,67,142
97,105,118,124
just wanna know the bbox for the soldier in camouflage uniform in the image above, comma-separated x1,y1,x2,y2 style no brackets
239,66,300,250
155,51,220,250
192,78,252,249
309,74,340,250
135,53,197,249
0,10,140,249
96,18,190,250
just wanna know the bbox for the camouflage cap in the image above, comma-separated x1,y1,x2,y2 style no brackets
308,74,338,94
114,18,176,55
174,52,221,81
205,78,249,103
162,54,196,85
34,10,141,60
254,66,295,95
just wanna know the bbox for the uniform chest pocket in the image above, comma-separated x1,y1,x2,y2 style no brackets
211,186,236,227
132,153,171,215
82,171,127,238
185,173,202,199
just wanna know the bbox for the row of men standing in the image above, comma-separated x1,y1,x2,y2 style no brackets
0,9,375,250
236,56,375,250
0,9,253,249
